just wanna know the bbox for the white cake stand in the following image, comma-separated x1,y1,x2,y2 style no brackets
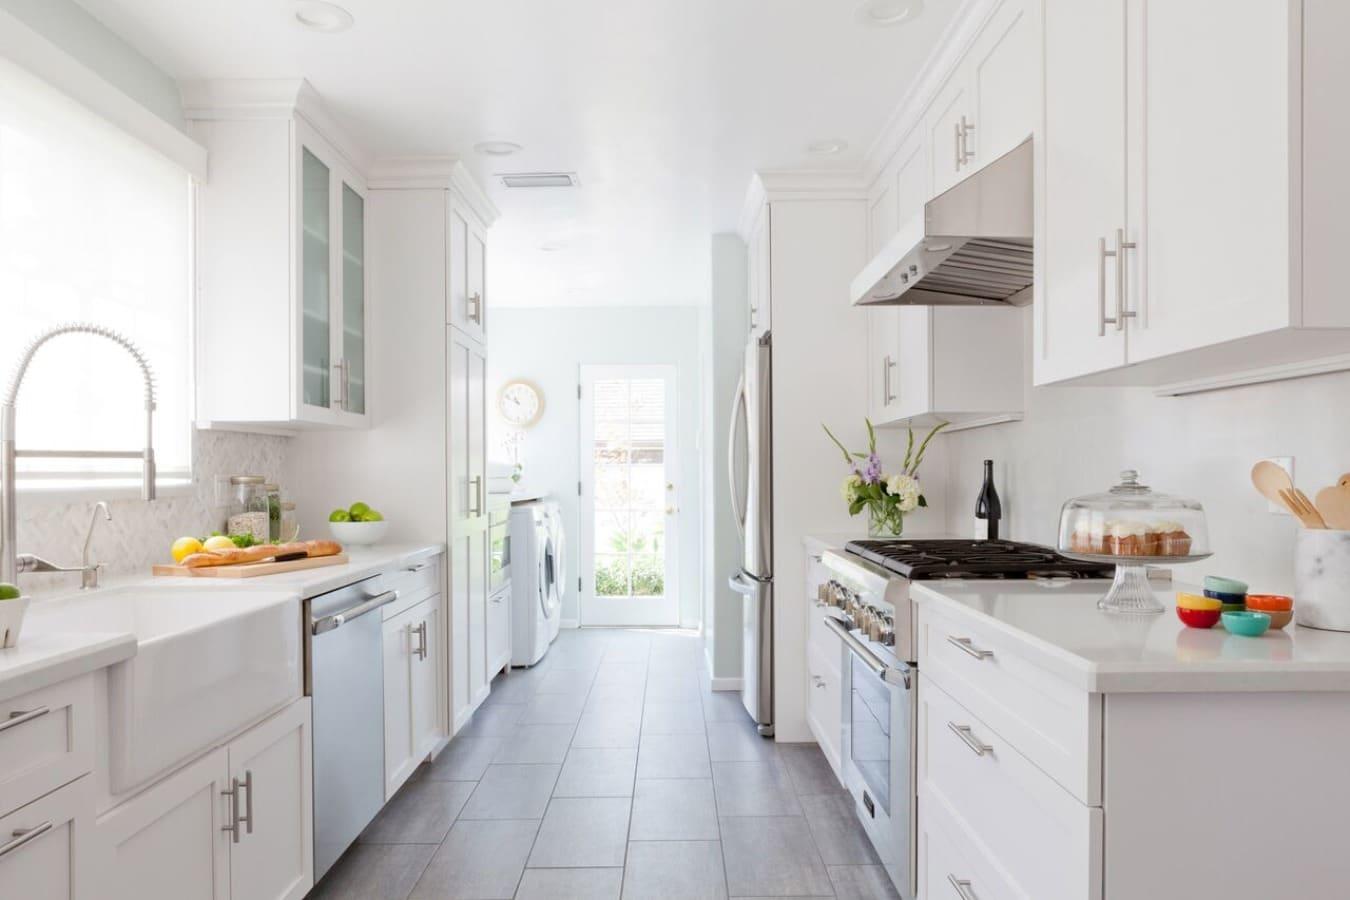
1059,550,1213,613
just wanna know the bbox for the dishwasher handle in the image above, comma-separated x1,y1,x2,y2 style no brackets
312,590,399,635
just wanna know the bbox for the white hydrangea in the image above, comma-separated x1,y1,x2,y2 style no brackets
841,473,863,503
885,473,922,512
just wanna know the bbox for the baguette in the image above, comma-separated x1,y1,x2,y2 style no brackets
181,539,343,569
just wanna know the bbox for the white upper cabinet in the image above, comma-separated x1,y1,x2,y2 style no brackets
965,0,1037,169
1037,0,1350,389
187,82,371,430
925,76,974,197
448,200,488,341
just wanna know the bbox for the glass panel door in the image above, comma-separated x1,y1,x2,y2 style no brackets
579,365,679,626
300,148,331,410
341,183,365,414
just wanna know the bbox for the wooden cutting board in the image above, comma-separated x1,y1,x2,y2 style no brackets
152,553,349,578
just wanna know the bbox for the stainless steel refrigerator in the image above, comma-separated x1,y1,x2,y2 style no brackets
727,331,773,736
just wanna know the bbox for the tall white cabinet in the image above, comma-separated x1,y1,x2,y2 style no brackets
365,159,498,738
185,80,371,430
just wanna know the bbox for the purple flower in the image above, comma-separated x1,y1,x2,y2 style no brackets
855,452,883,485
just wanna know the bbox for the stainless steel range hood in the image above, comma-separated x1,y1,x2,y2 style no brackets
851,139,1032,307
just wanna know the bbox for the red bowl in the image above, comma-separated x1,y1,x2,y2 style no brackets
1176,605,1221,629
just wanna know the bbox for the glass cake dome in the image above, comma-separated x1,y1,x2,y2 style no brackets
1058,470,1211,613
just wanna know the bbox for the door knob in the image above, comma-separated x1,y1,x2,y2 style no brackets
665,506,677,515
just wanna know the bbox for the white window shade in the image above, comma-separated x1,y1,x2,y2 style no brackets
0,56,191,489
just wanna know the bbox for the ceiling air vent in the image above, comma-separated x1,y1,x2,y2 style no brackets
498,172,579,189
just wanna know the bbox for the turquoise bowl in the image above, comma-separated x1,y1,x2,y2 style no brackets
1205,575,1249,595
1221,610,1271,637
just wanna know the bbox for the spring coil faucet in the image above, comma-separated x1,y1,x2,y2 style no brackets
0,322,158,585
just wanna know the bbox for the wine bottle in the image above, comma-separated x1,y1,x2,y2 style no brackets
974,459,1002,540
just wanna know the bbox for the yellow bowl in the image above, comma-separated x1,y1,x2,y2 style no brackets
1177,591,1222,611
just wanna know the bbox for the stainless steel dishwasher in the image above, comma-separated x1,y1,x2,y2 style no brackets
307,575,399,880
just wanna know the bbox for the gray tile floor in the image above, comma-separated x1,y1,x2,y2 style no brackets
309,628,899,900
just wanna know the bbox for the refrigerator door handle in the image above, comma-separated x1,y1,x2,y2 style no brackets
728,571,756,595
727,373,748,537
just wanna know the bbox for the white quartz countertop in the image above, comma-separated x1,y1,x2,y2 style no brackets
2,543,443,702
913,579,1350,693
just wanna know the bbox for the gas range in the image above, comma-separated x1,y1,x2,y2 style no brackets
821,539,1111,663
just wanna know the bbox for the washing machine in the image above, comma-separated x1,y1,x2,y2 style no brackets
509,500,562,666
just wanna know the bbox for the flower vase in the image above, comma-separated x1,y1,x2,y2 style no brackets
868,506,904,538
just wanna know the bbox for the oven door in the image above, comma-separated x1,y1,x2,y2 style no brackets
827,617,916,900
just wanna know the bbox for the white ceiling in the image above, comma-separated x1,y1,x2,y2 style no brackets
75,0,960,307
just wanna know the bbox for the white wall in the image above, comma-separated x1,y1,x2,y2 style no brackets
940,309,1347,593
705,234,749,682
487,306,705,628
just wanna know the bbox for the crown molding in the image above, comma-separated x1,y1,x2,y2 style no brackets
863,0,1001,183
366,156,501,227
736,168,869,239
180,77,370,174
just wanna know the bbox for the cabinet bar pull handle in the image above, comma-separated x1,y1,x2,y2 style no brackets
1098,236,1115,336
414,621,429,660
947,874,979,899
0,823,53,858
883,355,897,405
946,636,994,660
1113,228,1138,332
948,722,993,756
468,292,483,324
0,706,49,733
954,122,962,170
959,116,975,165
469,476,484,516
240,770,254,835
406,562,431,573
222,777,242,843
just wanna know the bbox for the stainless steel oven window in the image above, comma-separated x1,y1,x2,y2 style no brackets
849,652,892,813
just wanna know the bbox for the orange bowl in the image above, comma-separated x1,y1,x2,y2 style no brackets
1246,593,1293,612
1177,592,1222,611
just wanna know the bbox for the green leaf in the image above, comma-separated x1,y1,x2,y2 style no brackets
821,424,854,465
909,420,949,474
848,498,866,516
865,418,877,455
918,494,929,508
902,426,914,471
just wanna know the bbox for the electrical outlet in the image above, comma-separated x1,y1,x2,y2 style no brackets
1264,456,1294,514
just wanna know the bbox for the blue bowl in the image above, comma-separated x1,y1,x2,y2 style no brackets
1221,610,1271,637
1205,588,1247,606
1205,575,1249,595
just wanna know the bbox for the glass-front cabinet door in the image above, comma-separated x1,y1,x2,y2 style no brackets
340,182,366,417
300,147,332,415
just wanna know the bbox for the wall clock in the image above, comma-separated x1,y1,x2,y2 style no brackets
499,380,544,428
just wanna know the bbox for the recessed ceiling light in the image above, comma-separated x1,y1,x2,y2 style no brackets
294,1,354,33
856,0,924,26
807,138,849,155
475,141,523,157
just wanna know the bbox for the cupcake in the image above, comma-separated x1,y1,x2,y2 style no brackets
1152,521,1192,556
1069,521,1103,554
1103,520,1148,556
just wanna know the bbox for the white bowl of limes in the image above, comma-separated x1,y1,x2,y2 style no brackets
0,583,30,649
328,502,388,546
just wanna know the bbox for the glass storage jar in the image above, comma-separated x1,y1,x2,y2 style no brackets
263,483,282,542
280,501,300,543
1058,469,1211,613
227,475,270,543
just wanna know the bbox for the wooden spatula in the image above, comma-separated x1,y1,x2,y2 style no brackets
1251,460,1294,505
1315,483,1350,530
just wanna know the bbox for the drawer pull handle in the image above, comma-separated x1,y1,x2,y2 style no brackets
947,874,979,899
947,636,994,660
0,823,53,858
406,562,431,573
948,722,993,757
0,706,50,733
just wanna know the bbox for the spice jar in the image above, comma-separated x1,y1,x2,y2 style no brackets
227,475,270,543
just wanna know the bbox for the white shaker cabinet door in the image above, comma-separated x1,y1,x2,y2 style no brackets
1034,0,1128,384
447,201,471,333
967,0,1037,168
927,75,973,196
0,776,94,900
411,596,442,760
226,699,313,900
867,307,902,424
384,606,417,797
99,747,231,900
1123,0,1292,363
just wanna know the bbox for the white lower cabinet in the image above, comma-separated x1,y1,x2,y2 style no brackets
384,596,441,799
486,584,511,683
99,699,312,900
0,775,94,900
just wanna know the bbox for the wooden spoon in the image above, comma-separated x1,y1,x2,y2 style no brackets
1315,483,1350,530
1251,460,1294,505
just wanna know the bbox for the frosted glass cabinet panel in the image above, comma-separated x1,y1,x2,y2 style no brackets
301,148,332,412
342,183,366,415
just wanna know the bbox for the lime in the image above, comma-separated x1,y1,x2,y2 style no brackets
361,509,384,522
0,582,20,601
348,502,371,518
329,508,353,522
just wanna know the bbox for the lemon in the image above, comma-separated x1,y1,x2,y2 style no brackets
203,535,236,552
171,536,203,563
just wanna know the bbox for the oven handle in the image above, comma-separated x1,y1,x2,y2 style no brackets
824,616,911,689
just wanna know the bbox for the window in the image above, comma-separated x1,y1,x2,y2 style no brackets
0,56,192,491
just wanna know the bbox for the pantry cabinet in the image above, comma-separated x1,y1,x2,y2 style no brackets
187,83,371,430
384,596,441,798
100,698,312,900
1036,0,1350,389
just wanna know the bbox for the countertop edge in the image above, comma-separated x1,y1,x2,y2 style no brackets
0,632,136,703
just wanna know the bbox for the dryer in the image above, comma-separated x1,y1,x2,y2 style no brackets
509,500,562,666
